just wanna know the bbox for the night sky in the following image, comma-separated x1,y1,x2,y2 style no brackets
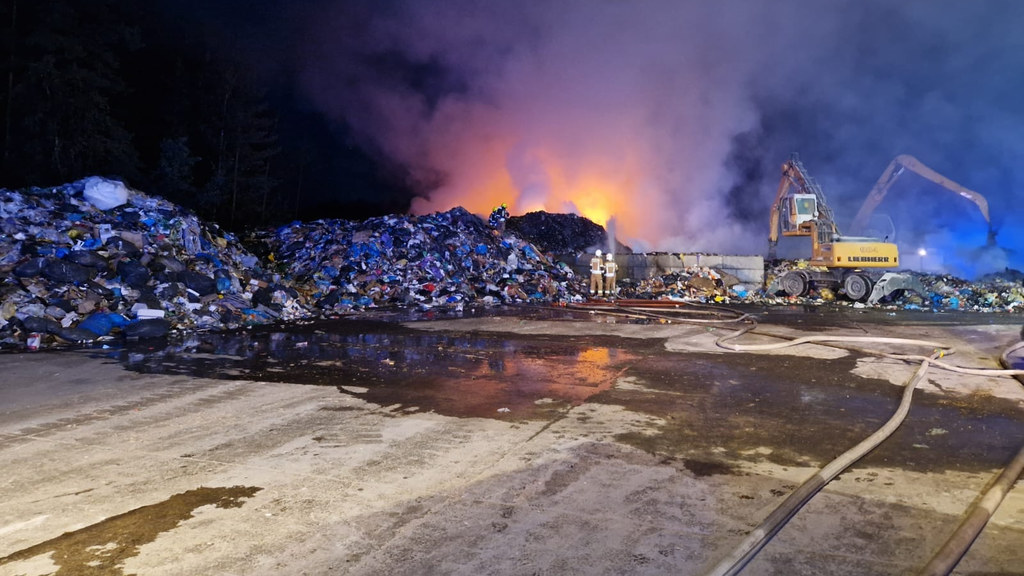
17,1,1024,277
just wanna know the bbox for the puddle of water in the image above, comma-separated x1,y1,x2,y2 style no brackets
105,319,642,419
100,316,1023,473
0,485,261,575
605,351,1024,475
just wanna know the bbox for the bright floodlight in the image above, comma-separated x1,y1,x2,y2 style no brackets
918,248,927,256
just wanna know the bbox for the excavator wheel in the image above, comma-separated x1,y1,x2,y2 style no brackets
843,273,872,302
780,270,810,297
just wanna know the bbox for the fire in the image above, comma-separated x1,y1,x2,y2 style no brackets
412,140,653,246
534,156,637,230
563,178,620,228
506,165,637,230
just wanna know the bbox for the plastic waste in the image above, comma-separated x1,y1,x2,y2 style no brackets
123,318,171,339
78,312,129,336
81,176,129,210
42,259,93,284
180,270,217,296
117,260,151,289
13,257,46,278
66,250,109,269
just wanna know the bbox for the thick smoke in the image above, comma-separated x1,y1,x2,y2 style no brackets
295,0,1023,276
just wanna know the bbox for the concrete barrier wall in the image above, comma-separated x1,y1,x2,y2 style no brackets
558,253,764,286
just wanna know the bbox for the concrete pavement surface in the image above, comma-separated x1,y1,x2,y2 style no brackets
1,307,1022,575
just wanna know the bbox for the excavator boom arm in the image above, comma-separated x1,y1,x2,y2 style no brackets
850,155,991,237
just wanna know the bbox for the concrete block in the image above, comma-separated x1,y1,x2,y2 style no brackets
681,253,726,268
654,253,683,273
556,252,764,284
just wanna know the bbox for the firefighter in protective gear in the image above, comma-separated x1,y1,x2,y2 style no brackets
590,249,604,295
488,203,509,230
603,252,618,297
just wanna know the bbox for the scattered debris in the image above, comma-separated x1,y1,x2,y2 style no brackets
617,265,732,303
760,260,1024,312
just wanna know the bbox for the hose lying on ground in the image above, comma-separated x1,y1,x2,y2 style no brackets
566,300,753,326
917,339,1024,576
703,323,1024,576
578,302,1024,575
703,344,943,576
718,323,1024,376
918,444,1024,576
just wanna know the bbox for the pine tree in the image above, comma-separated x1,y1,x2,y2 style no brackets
153,136,198,202
0,0,139,185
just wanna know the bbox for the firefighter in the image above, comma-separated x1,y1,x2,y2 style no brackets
589,249,604,295
603,252,618,297
488,203,509,231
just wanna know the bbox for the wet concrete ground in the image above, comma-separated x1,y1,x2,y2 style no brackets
103,306,1024,476
1,304,1022,575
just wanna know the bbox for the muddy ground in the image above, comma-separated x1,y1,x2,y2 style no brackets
1,304,1022,575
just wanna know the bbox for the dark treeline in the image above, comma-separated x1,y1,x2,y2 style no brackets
0,0,412,231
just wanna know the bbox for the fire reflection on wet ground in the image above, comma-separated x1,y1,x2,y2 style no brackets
106,318,641,419
102,314,1024,474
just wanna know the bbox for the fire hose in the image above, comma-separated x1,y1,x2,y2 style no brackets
572,302,1024,575
916,340,1024,576
706,324,1024,576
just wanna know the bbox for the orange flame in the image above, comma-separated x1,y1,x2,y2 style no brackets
498,162,636,228
412,138,658,247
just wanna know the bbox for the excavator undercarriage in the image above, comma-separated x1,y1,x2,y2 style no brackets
767,267,926,305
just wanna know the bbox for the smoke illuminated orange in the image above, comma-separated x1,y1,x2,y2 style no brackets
417,147,644,238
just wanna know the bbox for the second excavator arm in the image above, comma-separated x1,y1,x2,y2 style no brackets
850,154,995,244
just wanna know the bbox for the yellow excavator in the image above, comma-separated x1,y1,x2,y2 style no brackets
849,154,996,245
767,154,924,303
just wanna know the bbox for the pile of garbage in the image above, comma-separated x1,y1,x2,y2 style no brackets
0,177,310,349
506,211,618,254
252,207,585,313
913,270,1024,312
612,260,1024,312
617,265,744,303
3,177,1021,351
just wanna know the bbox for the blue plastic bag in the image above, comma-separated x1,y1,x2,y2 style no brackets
78,312,129,336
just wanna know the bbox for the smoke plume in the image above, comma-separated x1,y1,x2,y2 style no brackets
294,0,1024,276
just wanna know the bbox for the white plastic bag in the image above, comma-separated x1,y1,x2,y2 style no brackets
82,176,129,210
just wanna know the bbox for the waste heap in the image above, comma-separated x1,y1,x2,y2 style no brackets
506,211,610,254
253,207,585,314
617,265,745,303
0,177,310,349
4,176,1020,351
914,270,1024,312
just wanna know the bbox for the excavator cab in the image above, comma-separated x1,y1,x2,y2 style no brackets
789,194,817,228
775,194,819,239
